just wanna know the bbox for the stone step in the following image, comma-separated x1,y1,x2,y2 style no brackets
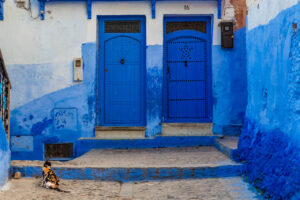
214,136,239,160
75,136,218,157
11,146,243,182
162,123,213,136
95,126,145,139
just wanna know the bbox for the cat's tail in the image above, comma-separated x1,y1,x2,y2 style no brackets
54,188,71,193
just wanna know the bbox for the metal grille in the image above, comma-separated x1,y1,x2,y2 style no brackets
0,50,10,135
166,21,206,34
45,143,73,159
105,20,141,33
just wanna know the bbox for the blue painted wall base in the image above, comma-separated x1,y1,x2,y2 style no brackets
11,164,243,182
237,119,300,200
0,119,10,188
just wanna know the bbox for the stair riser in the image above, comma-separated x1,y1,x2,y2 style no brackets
95,130,145,139
76,136,218,157
214,140,238,161
162,123,213,136
11,165,244,182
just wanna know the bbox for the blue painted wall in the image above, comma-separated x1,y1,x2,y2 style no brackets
145,45,163,137
237,2,300,199
146,29,247,137
9,43,97,160
0,118,10,188
8,28,247,160
212,28,247,135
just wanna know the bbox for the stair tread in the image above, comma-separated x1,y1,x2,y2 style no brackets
12,146,241,168
216,136,239,150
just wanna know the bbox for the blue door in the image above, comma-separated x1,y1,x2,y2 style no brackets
98,16,146,126
164,17,212,122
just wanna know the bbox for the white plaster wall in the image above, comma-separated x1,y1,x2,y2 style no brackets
1,0,221,65
222,0,235,20
247,0,299,30
0,1,87,65
88,1,221,45
0,0,222,108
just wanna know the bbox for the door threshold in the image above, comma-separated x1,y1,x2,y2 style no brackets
95,126,146,139
95,126,146,131
162,123,213,136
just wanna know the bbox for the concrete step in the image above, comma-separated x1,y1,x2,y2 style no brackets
95,126,145,139
162,123,213,136
214,136,239,160
11,146,243,182
75,136,218,157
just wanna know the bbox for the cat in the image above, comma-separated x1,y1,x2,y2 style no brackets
41,160,70,193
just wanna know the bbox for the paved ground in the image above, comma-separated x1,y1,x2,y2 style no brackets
11,146,239,168
0,177,262,200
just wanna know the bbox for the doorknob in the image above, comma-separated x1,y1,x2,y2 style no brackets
184,60,188,67
120,58,125,64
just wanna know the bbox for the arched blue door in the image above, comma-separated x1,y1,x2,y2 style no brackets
164,17,212,122
98,16,146,126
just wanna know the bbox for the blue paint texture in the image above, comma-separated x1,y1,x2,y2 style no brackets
0,118,10,188
0,0,3,21
11,136,34,151
146,45,163,137
9,43,97,160
145,39,247,136
212,28,247,136
11,164,243,182
237,2,300,199
7,29,247,159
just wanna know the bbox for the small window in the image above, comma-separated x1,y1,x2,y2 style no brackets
105,20,141,33
166,21,206,34
45,143,73,159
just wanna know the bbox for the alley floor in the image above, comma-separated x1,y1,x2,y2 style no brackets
0,177,261,200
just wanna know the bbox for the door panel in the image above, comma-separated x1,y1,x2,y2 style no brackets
164,19,212,123
98,16,145,126
169,100,206,118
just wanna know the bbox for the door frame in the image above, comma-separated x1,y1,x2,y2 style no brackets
97,15,146,126
163,15,213,123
